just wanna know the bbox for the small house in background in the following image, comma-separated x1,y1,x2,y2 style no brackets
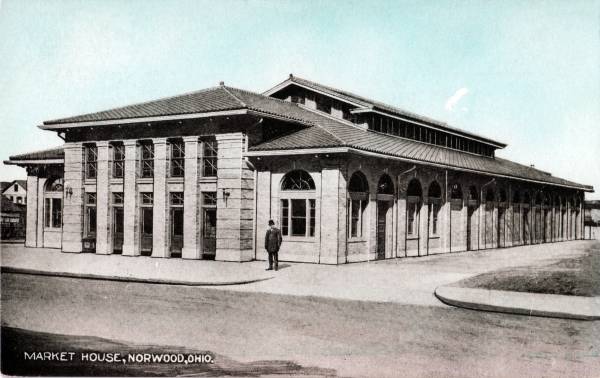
584,200,600,240
2,180,27,205
1,196,26,240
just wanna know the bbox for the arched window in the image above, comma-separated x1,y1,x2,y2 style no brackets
348,171,369,238
280,170,316,237
544,194,551,206
450,183,462,200
535,192,543,206
523,192,531,204
428,181,442,236
377,174,394,195
513,190,521,204
44,178,63,229
499,189,507,203
406,179,422,236
281,170,316,191
467,186,478,203
485,188,495,203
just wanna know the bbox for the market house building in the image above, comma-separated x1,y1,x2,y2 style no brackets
4,75,594,263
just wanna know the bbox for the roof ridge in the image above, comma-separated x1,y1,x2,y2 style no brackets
220,85,248,107
226,85,297,105
44,86,225,124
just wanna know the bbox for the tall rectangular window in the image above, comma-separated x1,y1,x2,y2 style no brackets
112,144,125,178
407,202,418,236
85,145,97,180
85,193,97,237
430,203,440,236
202,138,218,177
140,142,154,178
280,199,315,237
348,198,367,238
170,140,185,177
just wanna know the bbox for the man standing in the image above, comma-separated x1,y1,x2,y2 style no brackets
264,219,282,271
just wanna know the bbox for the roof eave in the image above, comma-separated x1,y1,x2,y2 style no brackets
4,159,64,165
39,109,249,130
246,146,592,192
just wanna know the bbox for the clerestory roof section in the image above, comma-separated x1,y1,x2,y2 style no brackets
263,75,507,148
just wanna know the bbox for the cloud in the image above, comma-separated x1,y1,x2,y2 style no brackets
445,87,469,111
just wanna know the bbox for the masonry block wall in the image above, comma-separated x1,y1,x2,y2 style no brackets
62,143,84,252
215,132,254,262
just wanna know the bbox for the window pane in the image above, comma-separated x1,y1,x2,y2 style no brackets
281,199,289,236
87,207,97,236
52,198,62,228
141,192,153,205
291,199,306,236
142,208,153,235
170,192,184,206
44,198,51,227
203,192,217,206
351,199,359,237
309,199,316,237
203,139,218,177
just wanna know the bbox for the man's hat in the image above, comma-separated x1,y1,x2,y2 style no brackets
268,219,275,225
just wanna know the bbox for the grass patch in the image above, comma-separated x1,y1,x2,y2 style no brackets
455,248,600,296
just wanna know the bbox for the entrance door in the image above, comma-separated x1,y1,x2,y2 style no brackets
170,208,184,257
113,207,124,253
376,201,388,260
467,207,474,251
140,207,153,256
203,208,217,259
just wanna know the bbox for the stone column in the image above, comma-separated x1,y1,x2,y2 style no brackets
215,133,254,262
182,136,200,259
94,142,110,254
62,143,84,253
25,174,39,247
122,140,139,256
152,138,168,257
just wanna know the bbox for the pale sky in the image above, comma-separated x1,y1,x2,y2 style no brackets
1,0,599,198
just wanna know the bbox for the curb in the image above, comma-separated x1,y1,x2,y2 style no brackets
0,266,274,287
435,285,600,321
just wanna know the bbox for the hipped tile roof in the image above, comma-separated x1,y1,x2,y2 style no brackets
30,80,592,191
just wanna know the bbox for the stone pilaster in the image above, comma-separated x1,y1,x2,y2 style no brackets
62,143,84,253
255,170,272,259
182,136,200,259
122,140,139,256
419,201,428,255
215,132,254,262
36,178,45,247
95,141,110,254
25,175,39,247
320,166,342,264
152,138,168,257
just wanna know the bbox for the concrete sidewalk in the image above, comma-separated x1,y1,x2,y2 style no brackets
2,240,598,308
435,286,600,320
0,244,274,286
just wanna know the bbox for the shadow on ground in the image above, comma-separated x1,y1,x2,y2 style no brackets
1,327,336,377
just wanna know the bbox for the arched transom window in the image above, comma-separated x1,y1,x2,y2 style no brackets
280,170,316,237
